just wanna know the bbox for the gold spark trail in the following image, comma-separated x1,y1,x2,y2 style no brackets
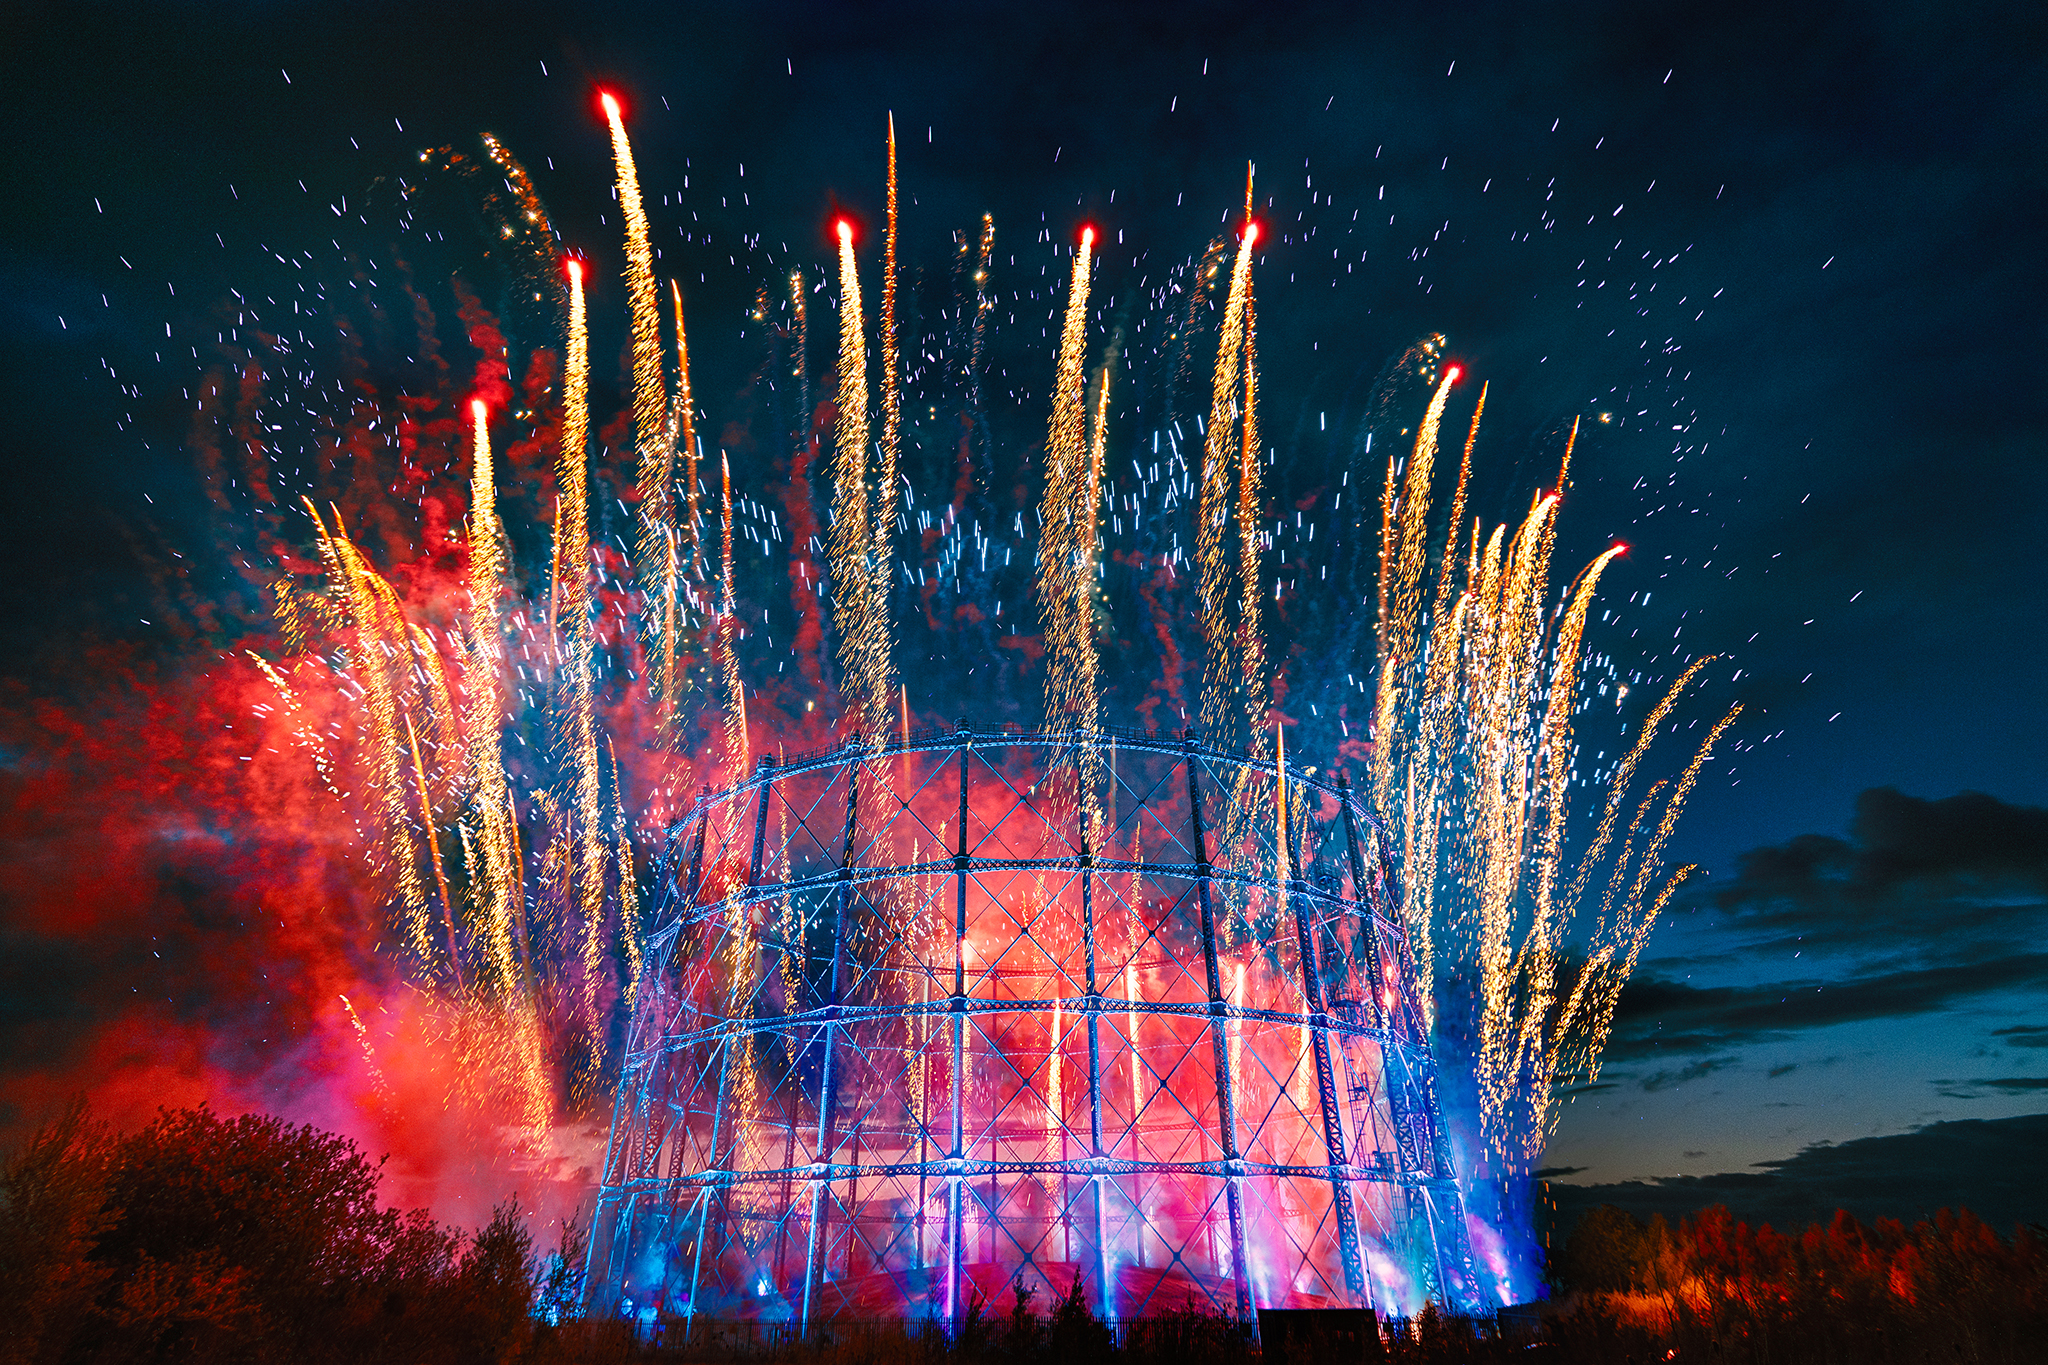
972,216,995,389
1191,174,1270,878
1371,368,1457,863
461,401,520,998
1038,227,1103,843
331,523,429,960
673,279,698,557
790,268,810,456
610,739,644,1007
877,114,903,580
405,711,460,986
719,450,748,778
407,622,460,805
1569,657,1710,912
603,94,677,726
1234,168,1269,760
1370,383,1741,1170
1545,697,1739,1121
554,261,609,1047
475,132,556,245
867,118,903,780
666,278,697,746
829,219,893,741
1039,227,1097,729
1234,272,1267,753
1398,383,1487,993
1196,215,1260,752
1088,357,1111,558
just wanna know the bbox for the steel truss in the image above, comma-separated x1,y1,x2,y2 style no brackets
587,724,1482,1330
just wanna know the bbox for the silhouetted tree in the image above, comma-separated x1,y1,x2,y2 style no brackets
0,1102,537,1365
1045,1272,1110,1365
1001,1277,1041,1362
1553,1203,1675,1295
0,1101,115,1365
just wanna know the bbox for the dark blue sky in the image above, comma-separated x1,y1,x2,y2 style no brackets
2,0,2043,1222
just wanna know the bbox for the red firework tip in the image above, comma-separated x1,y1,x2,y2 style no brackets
1079,224,1096,249
1243,221,1261,247
1445,366,1462,383
565,257,583,284
599,90,622,121
470,398,489,425
836,219,855,245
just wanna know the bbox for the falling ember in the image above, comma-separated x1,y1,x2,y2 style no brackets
339,994,390,1100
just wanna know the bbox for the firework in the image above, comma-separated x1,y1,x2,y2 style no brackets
552,259,611,1051
1039,226,1098,730
1369,384,1741,1172
219,92,1740,1315
665,277,698,746
1196,217,1260,755
603,92,681,739
829,219,895,741
878,114,903,581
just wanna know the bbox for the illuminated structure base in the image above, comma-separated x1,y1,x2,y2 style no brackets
587,725,1481,1328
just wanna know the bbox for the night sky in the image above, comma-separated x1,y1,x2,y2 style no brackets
3,0,2044,1235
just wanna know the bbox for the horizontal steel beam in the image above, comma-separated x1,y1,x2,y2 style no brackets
673,727,1356,820
600,1156,1467,1195
661,856,1389,924
629,994,1427,1061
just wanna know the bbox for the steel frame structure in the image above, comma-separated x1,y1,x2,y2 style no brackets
587,724,1481,1329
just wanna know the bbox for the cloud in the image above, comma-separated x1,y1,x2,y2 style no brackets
1992,1024,2048,1048
1608,791,2048,1068
1966,1077,2048,1094
1640,1055,1737,1091
1767,1063,1798,1077
1706,788,2048,956
1607,955,2048,1058
1546,1113,2048,1236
